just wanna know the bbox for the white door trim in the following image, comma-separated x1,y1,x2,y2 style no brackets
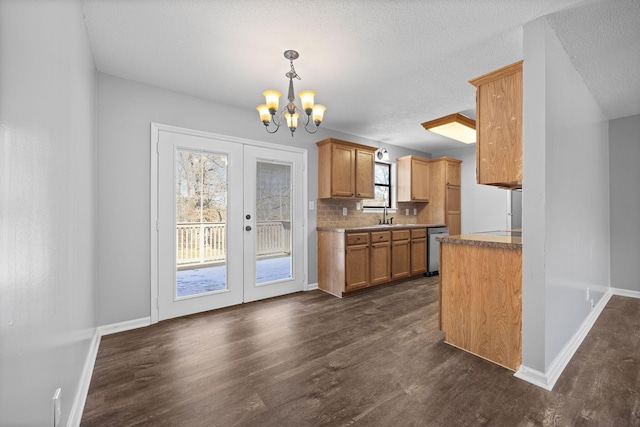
150,123,309,324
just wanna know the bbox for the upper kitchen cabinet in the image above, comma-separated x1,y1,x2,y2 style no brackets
397,155,430,202
317,138,376,199
428,157,462,236
469,61,523,189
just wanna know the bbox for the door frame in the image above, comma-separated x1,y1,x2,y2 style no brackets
150,123,309,324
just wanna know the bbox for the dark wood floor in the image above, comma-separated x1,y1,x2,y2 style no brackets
81,277,640,426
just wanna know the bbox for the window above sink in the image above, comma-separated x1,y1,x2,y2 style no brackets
363,162,396,211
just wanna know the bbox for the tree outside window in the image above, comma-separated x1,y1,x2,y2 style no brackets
363,162,391,209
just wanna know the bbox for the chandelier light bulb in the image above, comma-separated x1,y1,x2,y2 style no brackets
286,111,299,128
262,90,281,112
312,104,326,125
256,104,271,124
298,90,316,114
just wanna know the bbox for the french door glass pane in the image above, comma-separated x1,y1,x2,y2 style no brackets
255,161,292,284
175,150,228,298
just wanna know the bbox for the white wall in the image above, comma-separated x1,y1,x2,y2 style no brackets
522,18,609,373
97,73,430,326
432,146,508,233
609,114,640,293
0,1,97,425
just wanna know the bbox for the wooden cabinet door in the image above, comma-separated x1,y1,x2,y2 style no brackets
397,156,430,202
345,244,369,291
445,185,461,235
370,242,391,285
470,61,523,188
391,239,410,279
355,149,375,199
411,158,430,201
331,144,355,198
446,161,461,186
410,237,427,276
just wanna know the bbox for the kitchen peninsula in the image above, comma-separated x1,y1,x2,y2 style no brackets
437,231,522,370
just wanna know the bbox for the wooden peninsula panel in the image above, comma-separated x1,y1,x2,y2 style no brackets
439,238,522,371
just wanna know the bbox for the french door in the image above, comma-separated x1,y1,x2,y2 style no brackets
153,126,306,321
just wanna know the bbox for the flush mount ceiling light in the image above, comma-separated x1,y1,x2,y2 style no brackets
421,113,476,144
256,50,326,137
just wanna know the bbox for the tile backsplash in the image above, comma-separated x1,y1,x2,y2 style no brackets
316,199,428,228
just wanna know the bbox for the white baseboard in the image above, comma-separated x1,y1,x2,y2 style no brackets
611,287,640,299
69,317,150,426
68,329,101,427
306,282,318,291
97,316,151,336
515,288,613,391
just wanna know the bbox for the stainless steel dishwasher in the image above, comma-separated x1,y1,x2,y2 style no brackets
427,227,449,276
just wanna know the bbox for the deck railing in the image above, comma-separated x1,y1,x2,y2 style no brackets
176,221,291,265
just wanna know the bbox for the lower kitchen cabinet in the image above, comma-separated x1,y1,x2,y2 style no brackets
345,243,369,291
370,231,391,285
410,229,427,275
391,230,411,280
318,226,428,298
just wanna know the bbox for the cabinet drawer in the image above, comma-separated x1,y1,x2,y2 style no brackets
391,230,411,241
370,231,390,243
346,233,369,246
411,228,426,239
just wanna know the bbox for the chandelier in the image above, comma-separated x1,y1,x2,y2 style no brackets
256,50,326,136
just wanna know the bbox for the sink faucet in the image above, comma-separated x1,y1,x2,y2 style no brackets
379,207,394,225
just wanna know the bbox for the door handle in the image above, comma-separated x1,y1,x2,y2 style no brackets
245,226,252,231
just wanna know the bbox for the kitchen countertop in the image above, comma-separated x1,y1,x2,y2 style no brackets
317,223,446,232
436,230,522,250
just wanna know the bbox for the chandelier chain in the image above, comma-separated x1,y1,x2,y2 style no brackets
289,60,301,80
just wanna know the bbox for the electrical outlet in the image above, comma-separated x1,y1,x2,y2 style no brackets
413,208,417,215
53,388,61,427
586,288,590,301
308,201,315,210
342,207,347,216
405,209,409,215
356,202,361,210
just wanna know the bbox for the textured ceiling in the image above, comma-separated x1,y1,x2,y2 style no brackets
548,0,640,120
81,0,640,153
